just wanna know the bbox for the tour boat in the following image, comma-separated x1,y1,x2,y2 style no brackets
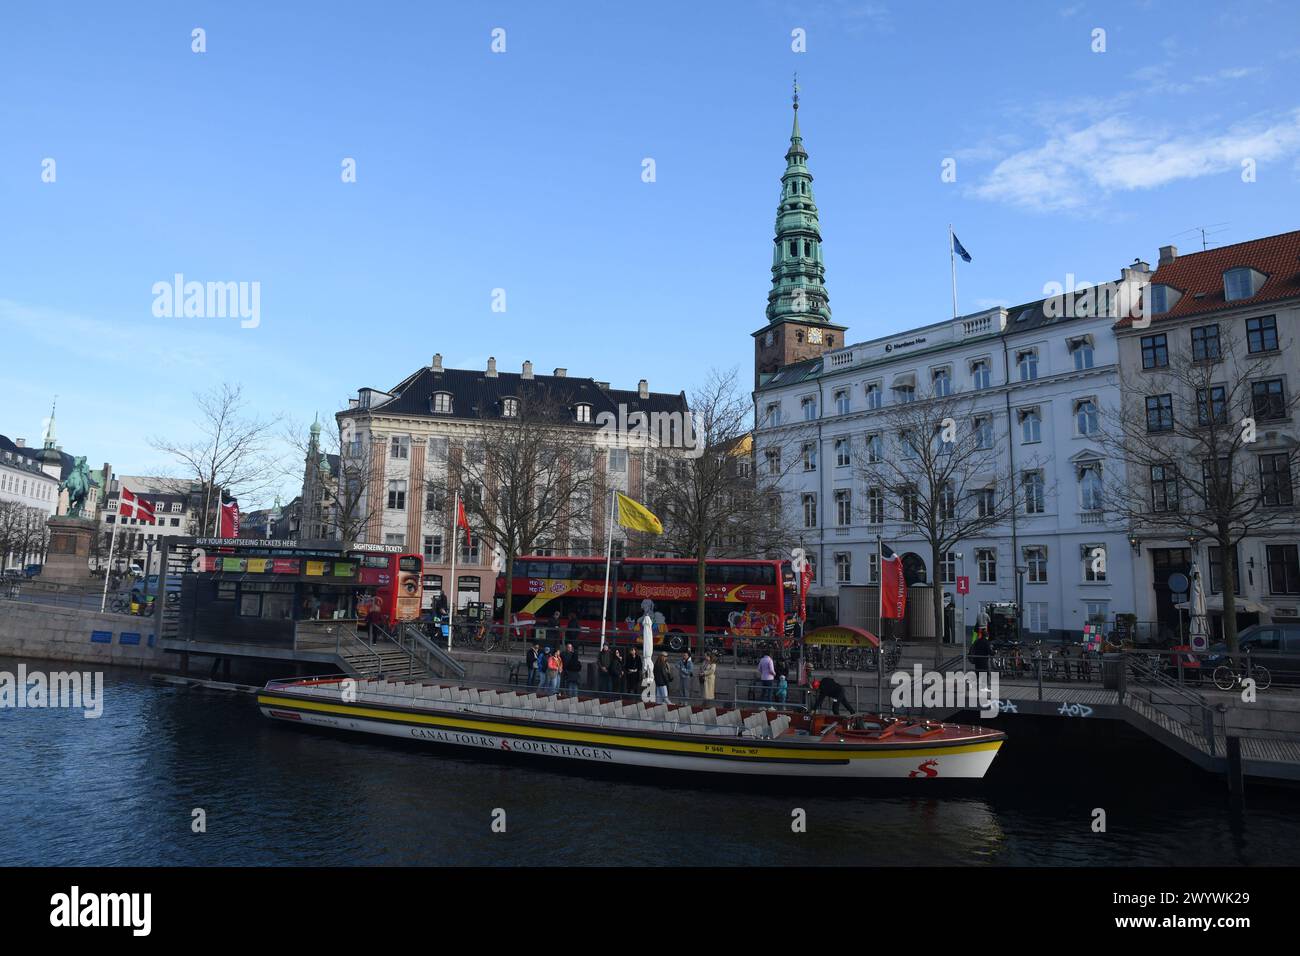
257,676,1006,779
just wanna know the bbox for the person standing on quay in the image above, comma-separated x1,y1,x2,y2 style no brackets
597,641,614,693
757,650,776,702
677,651,695,699
699,653,717,705
562,642,582,695
525,641,540,688
653,652,672,703
548,647,564,694
625,645,643,695
609,647,624,695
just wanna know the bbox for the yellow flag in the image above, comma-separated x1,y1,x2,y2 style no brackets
616,492,662,534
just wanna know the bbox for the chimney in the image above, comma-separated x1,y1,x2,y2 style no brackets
432,353,443,372
553,367,567,378
638,379,649,399
1159,245,1178,267
1120,258,1151,283
15,438,25,448
522,360,533,380
486,357,497,378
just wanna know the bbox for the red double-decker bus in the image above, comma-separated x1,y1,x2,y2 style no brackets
350,550,424,629
496,555,808,652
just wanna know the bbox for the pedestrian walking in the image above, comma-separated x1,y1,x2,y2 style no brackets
757,651,776,702
653,652,672,703
562,642,582,695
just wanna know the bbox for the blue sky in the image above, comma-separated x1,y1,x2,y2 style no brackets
2,0,1298,507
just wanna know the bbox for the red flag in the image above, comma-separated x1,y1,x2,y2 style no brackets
219,500,240,537
118,486,156,524
456,496,471,546
880,542,907,620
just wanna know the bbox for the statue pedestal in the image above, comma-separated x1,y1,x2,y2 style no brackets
42,515,97,585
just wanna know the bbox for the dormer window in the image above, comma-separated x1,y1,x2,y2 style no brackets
1224,267,1265,302
502,398,519,418
1148,283,1181,315
575,403,592,423
432,392,453,414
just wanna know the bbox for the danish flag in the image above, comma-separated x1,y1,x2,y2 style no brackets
118,485,156,524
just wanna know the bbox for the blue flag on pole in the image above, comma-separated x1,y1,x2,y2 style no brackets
952,232,972,262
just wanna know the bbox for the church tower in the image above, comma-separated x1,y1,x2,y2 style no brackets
752,81,847,382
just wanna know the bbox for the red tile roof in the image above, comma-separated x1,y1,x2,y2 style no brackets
1114,229,1300,328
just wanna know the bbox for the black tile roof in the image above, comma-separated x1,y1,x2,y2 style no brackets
0,434,79,481
367,366,688,424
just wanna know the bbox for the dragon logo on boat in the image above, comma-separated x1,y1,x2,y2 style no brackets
908,759,939,778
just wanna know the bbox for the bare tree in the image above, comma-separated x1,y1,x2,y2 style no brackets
643,367,802,643
856,391,1027,664
0,501,49,570
451,389,598,617
1103,331,1300,654
151,383,277,534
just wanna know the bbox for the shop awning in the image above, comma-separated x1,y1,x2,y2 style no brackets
804,625,880,648
1174,596,1270,614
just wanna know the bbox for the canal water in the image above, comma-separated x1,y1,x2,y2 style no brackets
2,657,1297,866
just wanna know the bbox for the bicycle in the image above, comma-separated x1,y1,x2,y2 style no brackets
1213,660,1271,692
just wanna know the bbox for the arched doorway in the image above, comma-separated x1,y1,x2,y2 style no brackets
901,552,928,586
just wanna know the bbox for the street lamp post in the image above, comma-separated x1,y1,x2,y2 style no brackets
956,551,966,669
1015,565,1028,644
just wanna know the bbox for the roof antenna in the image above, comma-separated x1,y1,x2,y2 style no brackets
1173,223,1230,252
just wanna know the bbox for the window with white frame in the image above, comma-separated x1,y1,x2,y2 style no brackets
899,430,918,459
931,367,952,397
432,392,453,414
501,397,519,418
1075,398,1099,436
937,482,956,521
1017,349,1039,381
575,404,592,423
801,396,818,421
1025,602,1049,633
384,533,405,546
977,548,997,583
901,485,920,523
834,488,852,526
387,480,407,510
1023,470,1045,514
865,382,882,410
868,552,879,584
608,448,628,472
834,389,850,415
766,448,781,475
939,551,956,584
970,359,990,390
765,402,781,427
1082,543,1107,582
1069,336,1094,370
976,485,996,517
867,487,884,524
802,493,817,528
865,433,883,463
390,435,410,459
461,533,481,564
423,534,443,562
1083,600,1109,626
834,437,850,467
974,415,993,450
1024,546,1048,583
1079,461,1104,511
835,552,852,584
1020,407,1041,443
802,442,818,471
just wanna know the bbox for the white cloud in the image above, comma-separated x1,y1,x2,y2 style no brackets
971,108,1300,213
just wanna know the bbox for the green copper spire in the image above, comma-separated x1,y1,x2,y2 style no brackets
766,77,831,326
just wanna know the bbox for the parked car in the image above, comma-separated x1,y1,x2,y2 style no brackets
2,569,22,582
1204,623,1300,685
24,564,41,577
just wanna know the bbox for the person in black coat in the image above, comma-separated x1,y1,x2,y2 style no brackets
624,646,643,694
608,648,624,694
811,677,856,715
561,642,583,695
970,635,992,675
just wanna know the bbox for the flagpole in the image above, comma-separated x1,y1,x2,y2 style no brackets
877,533,885,714
100,501,120,613
598,487,616,650
949,224,958,320
447,490,459,651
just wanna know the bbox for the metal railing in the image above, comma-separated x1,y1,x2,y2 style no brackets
395,622,466,679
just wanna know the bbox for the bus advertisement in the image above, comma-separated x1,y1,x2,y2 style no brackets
350,550,424,628
497,555,807,652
